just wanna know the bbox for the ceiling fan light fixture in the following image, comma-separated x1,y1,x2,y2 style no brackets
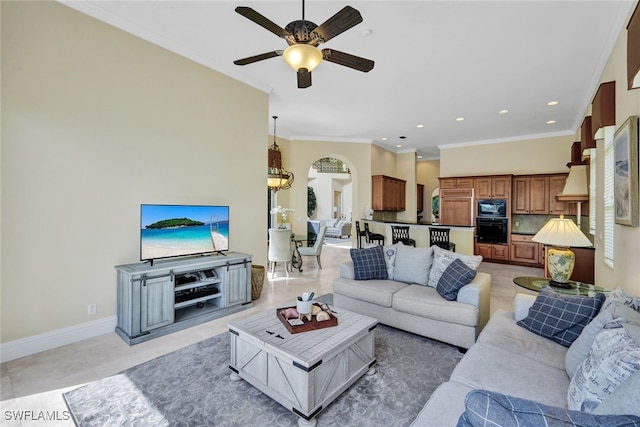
283,44,323,72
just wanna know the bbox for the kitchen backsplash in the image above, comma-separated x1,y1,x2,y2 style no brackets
511,214,593,243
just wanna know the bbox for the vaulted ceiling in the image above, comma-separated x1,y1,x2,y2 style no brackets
62,1,636,158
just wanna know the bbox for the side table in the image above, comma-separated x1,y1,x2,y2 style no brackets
513,276,608,297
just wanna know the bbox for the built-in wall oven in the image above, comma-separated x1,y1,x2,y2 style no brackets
476,217,508,244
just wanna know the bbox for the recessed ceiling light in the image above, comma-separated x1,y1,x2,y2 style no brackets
498,109,509,114
417,155,423,159
456,117,465,122
416,124,424,128
381,137,387,141
547,101,559,106
546,120,556,125
396,144,402,148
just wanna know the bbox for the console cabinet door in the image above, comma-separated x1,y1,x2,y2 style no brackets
223,263,250,307
140,275,175,332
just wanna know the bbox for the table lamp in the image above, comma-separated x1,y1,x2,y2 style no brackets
531,215,593,288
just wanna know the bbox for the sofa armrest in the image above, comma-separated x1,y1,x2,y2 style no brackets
339,261,355,280
457,272,491,332
514,293,537,321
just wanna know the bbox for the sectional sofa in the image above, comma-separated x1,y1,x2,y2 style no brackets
413,289,640,426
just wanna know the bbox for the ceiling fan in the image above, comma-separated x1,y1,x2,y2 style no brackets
233,0,374,88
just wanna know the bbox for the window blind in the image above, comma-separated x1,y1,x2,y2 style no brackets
603,126,615,268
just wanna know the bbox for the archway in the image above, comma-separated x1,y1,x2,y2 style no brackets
307,156,354,248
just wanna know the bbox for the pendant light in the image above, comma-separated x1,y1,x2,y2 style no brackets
267,116,294,191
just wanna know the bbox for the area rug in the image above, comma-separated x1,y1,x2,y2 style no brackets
63,303,463,426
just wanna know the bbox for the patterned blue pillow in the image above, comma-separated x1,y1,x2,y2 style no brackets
436,258,477,301
517,286,606,347
349,245,387,280
456,389,640,427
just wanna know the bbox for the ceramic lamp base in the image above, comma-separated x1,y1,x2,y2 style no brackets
547,246,575,285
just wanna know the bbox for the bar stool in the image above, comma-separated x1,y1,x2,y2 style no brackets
355,221,366,249
429,227,455,252
391,225,416,247
364,223,385,245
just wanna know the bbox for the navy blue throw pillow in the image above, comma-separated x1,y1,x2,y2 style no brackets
349,245,388,280
456,389,640,427
517,286,606,347
436,258,477,301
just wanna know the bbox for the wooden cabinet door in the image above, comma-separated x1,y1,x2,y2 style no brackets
475,178,492,199
512,177,530,213
140,275,175,332
491,244,509,260
475,242,492,259
397,179,406,211
456,178,474,188
223,264,249,307
529,176,549,214
492,176,511,199
441,197,473,226
440,178,458,189
549,174,572,215
510,241,539,264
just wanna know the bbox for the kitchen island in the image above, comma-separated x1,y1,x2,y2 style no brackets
362,220,475,255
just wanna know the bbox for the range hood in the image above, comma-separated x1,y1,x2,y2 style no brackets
556,165,589,202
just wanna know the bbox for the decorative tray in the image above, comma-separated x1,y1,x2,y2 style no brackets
277,303,338,334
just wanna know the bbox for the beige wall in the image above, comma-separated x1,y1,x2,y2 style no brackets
396,152,417,222
371,144,397,176
1,2,268,343
417,160,441,218
588,27,640,295
440,135,575,177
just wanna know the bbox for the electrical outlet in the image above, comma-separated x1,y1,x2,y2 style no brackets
515,221,520,227
88,304,97,315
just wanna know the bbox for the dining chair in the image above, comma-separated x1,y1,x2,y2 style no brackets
429,227,456,252
391,225,416,247
364,222,385,245
268,228,292,277
298,226,327,269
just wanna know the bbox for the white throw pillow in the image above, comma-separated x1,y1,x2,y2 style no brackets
567,321,640,412
393,243,433,286
381,244,397,280
427,245,483,288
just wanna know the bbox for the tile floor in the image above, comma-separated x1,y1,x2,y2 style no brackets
0,242,542,426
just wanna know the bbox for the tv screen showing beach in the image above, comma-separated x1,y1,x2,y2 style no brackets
140,204,229,261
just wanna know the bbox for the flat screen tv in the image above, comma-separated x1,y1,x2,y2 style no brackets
140,204,229,263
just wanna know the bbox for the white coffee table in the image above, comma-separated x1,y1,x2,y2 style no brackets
228,304,378,426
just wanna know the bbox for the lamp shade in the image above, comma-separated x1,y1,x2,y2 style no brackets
531,216,592,248
283,44,323,72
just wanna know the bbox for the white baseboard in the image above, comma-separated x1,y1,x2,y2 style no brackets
0,315,118,363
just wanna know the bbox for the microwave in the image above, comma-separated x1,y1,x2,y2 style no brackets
477,199,507,217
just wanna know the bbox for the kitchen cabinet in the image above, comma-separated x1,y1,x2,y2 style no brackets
440,188,474,226
440,177,474,189
549,174,573,215
512,176,549,214
475,175,512,199
475,242,509,261
510,234,541,265
372,175,406,211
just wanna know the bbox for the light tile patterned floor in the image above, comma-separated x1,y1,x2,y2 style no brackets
0,243,542,426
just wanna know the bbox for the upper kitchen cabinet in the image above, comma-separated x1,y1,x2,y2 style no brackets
512,176,549,214
372,175,406,211
474,175,512,199
549,174,573,215
440,177,474,189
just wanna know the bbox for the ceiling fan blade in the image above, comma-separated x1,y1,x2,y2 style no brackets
234,51,283,66
297,69,312,89
322,49,374,72
313,6,363,43
235,7,289,38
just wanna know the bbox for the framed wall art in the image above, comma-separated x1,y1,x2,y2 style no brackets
614,115,639,226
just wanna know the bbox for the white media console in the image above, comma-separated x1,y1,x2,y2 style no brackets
115,252,253,345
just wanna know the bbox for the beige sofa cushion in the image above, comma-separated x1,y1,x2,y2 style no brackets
393,284,479,327
332,277,408,308
477,309,567,370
